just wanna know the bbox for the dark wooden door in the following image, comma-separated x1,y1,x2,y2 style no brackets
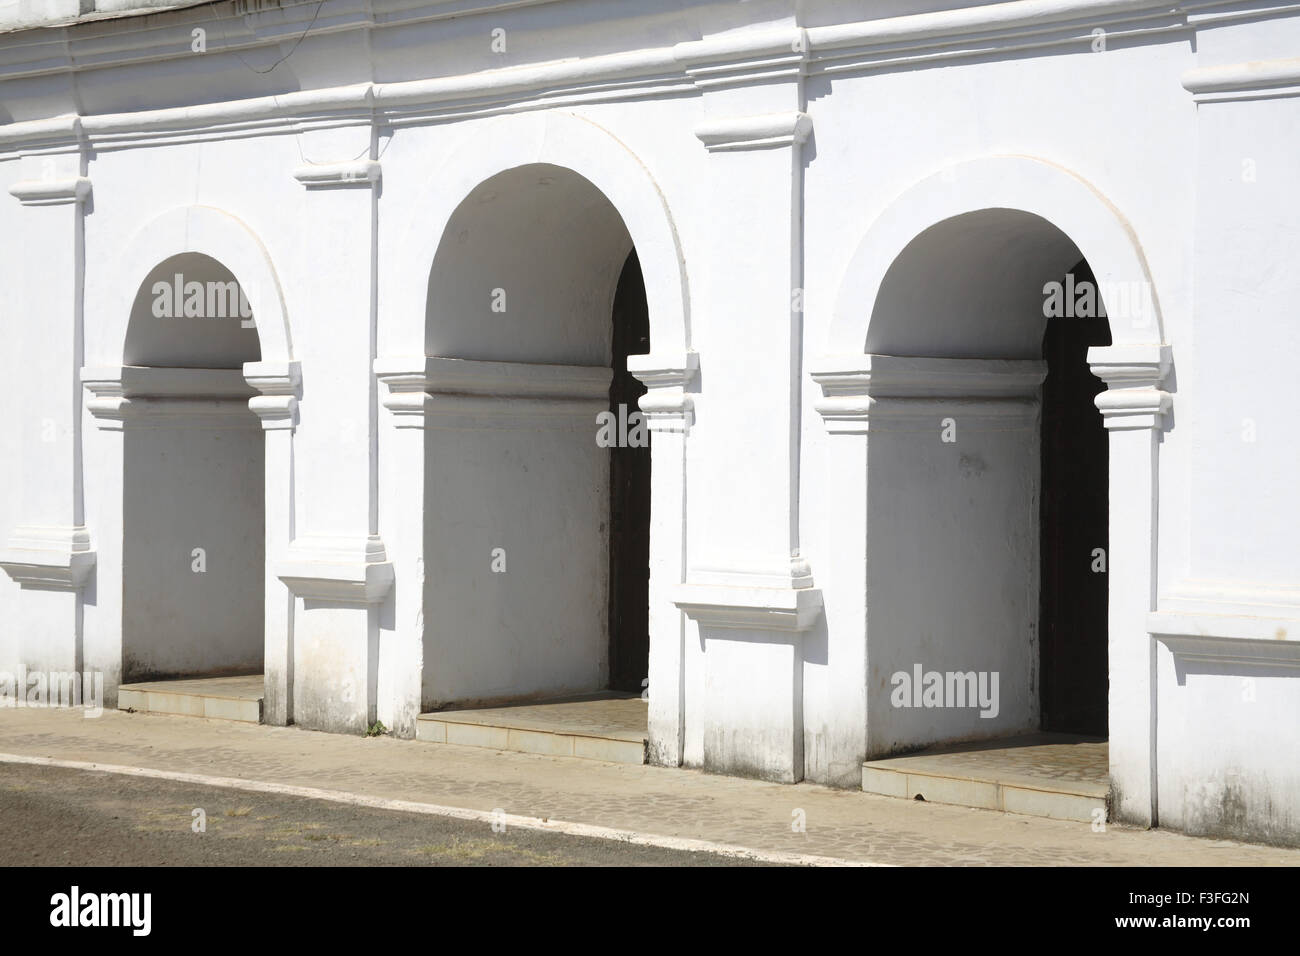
1039,258,1111,736
608,250,651,693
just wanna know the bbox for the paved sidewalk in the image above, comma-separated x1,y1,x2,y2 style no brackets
0,707,1295,866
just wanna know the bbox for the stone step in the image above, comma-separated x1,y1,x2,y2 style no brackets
118,674,264,724
417,692,647,765
861,733,1109,823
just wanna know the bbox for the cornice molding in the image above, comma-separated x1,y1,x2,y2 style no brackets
673,26,807,91
806,0,1187,77
0,1,1224,156
275,534,394,605
0,115,85,151
1181,56,1300,102
0,525,95,591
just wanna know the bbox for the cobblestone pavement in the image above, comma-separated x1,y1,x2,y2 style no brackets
0,707,1295,866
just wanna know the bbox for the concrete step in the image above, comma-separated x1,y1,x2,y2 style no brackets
861,733,1109,823
417,691,647,764
118,674,264,724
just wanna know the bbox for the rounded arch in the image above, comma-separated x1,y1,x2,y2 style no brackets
113,205,292,363
388,111,690,355
829,156,1165,354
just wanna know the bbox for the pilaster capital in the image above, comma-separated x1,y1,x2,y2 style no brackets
244,360,302,430
1087,344,1172,431
275,535,393,605
693,112,812,152
292,160,381,189
0,525,95,591
9,177,91,206
627,351,698,434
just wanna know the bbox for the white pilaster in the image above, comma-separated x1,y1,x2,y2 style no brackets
282,137,387,734
373,356,433,739
670,33,821,782
1,119,93,680
1090,343,1171,827
628,351,696,767
245,360,301,726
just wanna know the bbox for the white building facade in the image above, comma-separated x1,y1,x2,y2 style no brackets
0,0,1297,845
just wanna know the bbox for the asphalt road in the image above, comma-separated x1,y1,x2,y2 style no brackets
0,762,768,866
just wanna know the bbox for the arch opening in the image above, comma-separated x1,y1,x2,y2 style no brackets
864,209,1111,755
119,253,265,683
420,163,651,710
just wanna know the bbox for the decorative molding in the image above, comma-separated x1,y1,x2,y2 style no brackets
694,112,812,152
8,177,91,206
672,583,823,633
1181,56,1300,102
374,355,436,427
811,353,1046,434
626,351,697,433
806,0,1187,77
81,365,258,430
275,534,394,605
0,525,95,590
374,355,612,429
292,159,381,188
688,554,815,592
1087,343,1172,430
1150,580,1300,642
673,27,807,91
1155,634,1300,671
0,1,1244,155
244,360,302,430
0,115,84,150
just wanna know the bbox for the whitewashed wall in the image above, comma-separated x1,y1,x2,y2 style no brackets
0,0,1296,845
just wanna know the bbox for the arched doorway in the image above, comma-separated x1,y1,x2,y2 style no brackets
118,252,265,685
418,163,651,720
858,208,1109,752
820,198,1151,817
819,157,1168,816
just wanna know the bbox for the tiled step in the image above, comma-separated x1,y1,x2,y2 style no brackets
861,733,1109,823
118,674,264,724
417,691,647,764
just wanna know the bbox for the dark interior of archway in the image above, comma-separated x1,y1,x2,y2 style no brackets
607,250,651,693
1039,257,1111,737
